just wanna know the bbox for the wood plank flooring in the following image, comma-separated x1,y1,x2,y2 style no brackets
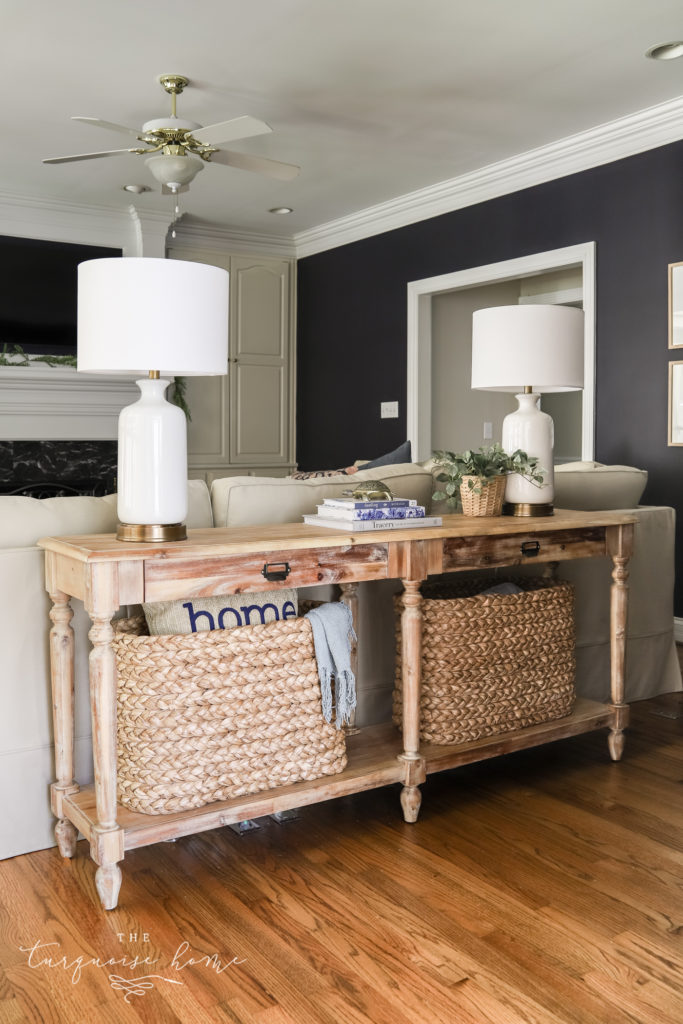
0,692,681,1023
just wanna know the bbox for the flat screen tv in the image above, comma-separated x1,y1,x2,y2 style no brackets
0,235,121,356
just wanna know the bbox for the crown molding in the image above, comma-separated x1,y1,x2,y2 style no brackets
0,188,135,249
0,189,294,258
170,219,296,258
294,93,683,258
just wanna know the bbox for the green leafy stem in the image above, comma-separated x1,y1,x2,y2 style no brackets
432,442,545,506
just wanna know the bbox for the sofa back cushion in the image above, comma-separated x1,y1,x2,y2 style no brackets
210,463,434,527
0,478,213,548
554,462,648,511
0,495,119,549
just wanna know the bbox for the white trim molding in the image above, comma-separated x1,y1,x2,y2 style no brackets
674,617,683,644
0,364,138,440
295,93,683,258
171,220,296,258
406,242,596,463
0,191,173,257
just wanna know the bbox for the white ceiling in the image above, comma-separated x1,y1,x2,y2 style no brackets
5,0,683,243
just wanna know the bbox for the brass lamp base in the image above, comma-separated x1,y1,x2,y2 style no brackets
503,502,554,518
116,522,187,543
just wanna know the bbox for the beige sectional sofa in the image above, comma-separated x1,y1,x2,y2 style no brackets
1,462,679,860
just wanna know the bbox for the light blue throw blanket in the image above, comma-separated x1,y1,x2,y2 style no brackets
304,602,357,729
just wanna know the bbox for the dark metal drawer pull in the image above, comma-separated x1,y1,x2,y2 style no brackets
521,541,541,558
262,561,291,582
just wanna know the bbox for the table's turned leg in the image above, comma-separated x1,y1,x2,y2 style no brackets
48,589,79,857
398,579,426,822
88,614,124,910
339,581,360,735
606,524,634,761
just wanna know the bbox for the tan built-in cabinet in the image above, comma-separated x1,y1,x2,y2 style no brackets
168,248,296,483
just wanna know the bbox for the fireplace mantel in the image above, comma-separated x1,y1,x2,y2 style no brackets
0,364,138,441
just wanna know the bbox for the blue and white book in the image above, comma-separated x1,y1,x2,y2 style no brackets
322,497,417,510
304,514,442,532
317,504,426,521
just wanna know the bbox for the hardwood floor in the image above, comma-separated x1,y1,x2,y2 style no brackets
0,693,681,1024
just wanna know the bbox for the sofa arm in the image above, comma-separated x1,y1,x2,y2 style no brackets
557,505,682,702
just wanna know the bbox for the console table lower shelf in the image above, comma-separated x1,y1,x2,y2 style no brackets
61,699,622,853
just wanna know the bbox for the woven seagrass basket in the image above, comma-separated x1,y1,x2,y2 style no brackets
460,474,507,516
393,577,575,745
113,613,347,815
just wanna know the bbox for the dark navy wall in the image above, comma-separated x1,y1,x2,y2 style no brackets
297,140,683,611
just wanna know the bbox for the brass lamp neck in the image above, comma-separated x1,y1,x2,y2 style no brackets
149,370,160,379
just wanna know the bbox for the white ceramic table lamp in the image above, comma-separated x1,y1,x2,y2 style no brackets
471,304,584,516
77,257,229,541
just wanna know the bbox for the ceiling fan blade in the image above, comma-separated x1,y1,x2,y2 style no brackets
72,116,142,139
43,149,136,164
209,148,299,181
191,115,272,147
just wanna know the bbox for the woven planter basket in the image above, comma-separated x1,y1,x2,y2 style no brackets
393,577,575,745
460,474,507,516
113,614,347,815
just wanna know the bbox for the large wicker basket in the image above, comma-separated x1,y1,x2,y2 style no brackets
393,577,575,745
113,614,347,815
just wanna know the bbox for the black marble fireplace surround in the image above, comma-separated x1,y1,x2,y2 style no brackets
0,441,117,496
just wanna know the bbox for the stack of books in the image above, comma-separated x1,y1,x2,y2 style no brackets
303,496,442,531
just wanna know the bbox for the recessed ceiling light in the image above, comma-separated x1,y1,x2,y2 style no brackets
646,41,683,60
268,206,293,215
122,184,152,194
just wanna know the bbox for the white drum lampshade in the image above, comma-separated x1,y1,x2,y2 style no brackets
471,304,584,516
78,257,229,541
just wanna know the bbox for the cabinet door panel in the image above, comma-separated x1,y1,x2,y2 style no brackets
230,257,291,464
186,376,229,462
232,364,285,460
234,262,288,360
169,248,294,472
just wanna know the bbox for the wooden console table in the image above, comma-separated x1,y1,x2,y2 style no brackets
39,509,634,911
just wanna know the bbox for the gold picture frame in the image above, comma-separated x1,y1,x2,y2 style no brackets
668,361,683,445
668,261,683,348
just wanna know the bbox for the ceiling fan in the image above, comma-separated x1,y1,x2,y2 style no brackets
43,74,300,198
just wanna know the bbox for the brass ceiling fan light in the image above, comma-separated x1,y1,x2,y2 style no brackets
43,73,300,199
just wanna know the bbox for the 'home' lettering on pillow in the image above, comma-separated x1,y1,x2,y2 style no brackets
182,599,297,632
142,588,298,636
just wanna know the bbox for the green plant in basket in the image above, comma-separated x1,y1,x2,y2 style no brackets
432,443,545,508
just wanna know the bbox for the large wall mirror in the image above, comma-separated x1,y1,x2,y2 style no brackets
669,261,683,348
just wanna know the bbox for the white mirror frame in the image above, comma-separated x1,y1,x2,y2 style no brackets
668,261,683,349
668,360,683,445
406,242,596,462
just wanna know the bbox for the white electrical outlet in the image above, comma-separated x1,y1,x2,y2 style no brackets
483,421,493,439
381,401,399,418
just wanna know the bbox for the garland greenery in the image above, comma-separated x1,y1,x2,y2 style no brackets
0,344,191,419
0,342,77,368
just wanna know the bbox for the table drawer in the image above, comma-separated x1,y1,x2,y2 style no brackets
442,526,607,572
143,543,389,602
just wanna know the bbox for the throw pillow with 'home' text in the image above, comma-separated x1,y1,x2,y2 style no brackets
142,589,298,636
